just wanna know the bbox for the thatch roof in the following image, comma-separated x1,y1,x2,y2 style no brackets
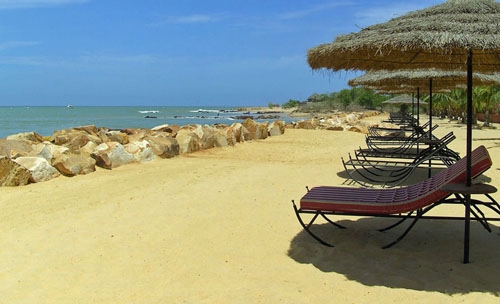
382,95,427,104
363,83,467,94
308,0,500,72
348,69,500,92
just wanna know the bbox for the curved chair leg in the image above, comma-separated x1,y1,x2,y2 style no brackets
378,211,414,232
292,201,342,247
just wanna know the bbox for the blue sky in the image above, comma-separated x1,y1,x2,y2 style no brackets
0,0,443,106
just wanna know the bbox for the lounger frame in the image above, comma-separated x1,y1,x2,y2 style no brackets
293,145,500,249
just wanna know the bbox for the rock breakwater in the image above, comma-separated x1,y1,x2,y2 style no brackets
0,111,384,186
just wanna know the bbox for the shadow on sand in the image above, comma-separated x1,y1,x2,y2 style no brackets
288,216,500,295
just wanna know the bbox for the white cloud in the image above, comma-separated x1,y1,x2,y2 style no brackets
0,41,39,50
150,13,225,27
0,52,185,69
0,0,88,9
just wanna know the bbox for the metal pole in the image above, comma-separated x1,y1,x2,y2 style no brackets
464,48,473,264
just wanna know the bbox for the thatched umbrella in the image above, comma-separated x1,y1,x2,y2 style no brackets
348,69,500,90
308,0,500,263
350,69,500,135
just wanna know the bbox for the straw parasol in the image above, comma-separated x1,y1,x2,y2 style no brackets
307,0,500,263
308,0,500,73
381,95,424,104
350,69,500,134
348,69,500,90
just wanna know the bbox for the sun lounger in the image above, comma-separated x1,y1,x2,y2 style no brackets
342,132,458,187
293,145,500,249
365,123,439,151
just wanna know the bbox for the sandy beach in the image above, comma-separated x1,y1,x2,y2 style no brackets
1,113,500,303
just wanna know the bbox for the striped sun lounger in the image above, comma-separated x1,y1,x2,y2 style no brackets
293,145,500,249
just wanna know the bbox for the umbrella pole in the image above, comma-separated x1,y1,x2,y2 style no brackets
464,49,473,264
428,78,433,178
417,88,420,126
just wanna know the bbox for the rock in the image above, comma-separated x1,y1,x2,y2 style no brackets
53,154,96,176
51,129,102,153
79,141,98,156
242,119,268,140
105,130,129,145
91,142,136,169
125,140,155,162
14,156,60,183
268,120,285,136
0,156,31,186
30,141,70,163
325,125,344,131
194,125,217,149
73,125,99,134
0,139,34,158
175,129,201,154
6,132,44,144
213,130,229,147
295,119,319,129
229,123,247,143
145,135,180,158
347,125,366,133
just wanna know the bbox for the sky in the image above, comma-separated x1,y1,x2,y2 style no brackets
0,0,444,107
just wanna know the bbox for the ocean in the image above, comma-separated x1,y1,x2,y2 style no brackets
0,106,296,139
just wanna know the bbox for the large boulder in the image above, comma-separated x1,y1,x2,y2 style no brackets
105,130,129,145
295,119,319,130
79,141,98,156
6,132,44,144
213,130,229,147
194,125,217,149
242,119,268,140
0,139,34,158
51,128,102,153
267,120,285,136
175,129,201,154
15,156,60,183
229,123,247,143
53,154,96,176
0,156,31,186
91,142,136,169
145,135,180,158
125,140,155,162
30,141,70,163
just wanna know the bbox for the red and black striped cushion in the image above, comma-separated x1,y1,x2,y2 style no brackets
300,145,492,215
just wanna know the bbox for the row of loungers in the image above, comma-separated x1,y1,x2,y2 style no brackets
342,122,460,187
293,145,500,253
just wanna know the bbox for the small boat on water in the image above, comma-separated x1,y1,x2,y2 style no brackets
66,104,73,109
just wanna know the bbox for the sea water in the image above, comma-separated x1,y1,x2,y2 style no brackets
0,106,295,139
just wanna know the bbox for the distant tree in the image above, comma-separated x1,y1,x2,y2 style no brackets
337,89,352,109
307,93,321,103
282,99,301,109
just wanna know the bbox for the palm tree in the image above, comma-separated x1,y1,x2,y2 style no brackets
473,85,500,126
421,89,467,122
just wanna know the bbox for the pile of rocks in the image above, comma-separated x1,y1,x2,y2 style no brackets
0,111,385,187
0,119,286,187
290,110,382,133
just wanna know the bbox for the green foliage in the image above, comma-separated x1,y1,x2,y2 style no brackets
282,99,301,109
281,87,391,113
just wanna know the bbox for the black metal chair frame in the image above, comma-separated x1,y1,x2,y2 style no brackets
342,132,458,187
292,191,500,249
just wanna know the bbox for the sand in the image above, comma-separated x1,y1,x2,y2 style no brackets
1,114,500,303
